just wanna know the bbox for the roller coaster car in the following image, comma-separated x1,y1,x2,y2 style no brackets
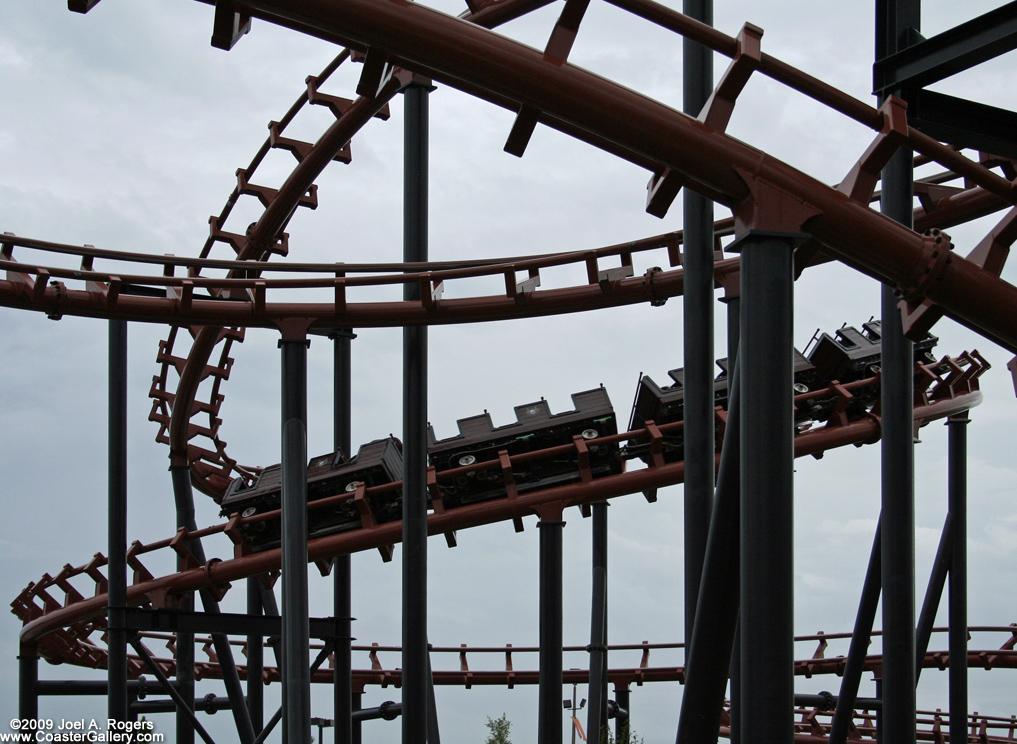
427,387,623,509
219,437,404,552
807,320,938,384
628,351,823,465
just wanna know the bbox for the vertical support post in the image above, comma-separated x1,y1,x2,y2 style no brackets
18,643,38,720
537,508,565,744
737,232,796,742
682,0,715,659
675,360,740,744
403,79,433,744
587,502,609,741
614,683,630,744
247,577,265,735
876,2,920,739
722,281,741,744
352,689,364,744
947,413,969,744
915,514,953,678
830,519,882,744
171,466,253,743
108,319,128,723
334,329,355,744
280,335,311,744
170,465,197,744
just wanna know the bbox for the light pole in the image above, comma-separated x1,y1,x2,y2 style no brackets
563,677,586,744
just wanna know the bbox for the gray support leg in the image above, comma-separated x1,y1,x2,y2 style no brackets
402,80,433,744
247,578,264,735
587,502,609,741
681,0,715,662
538,514,565,744
947,414,969,744
18,643,38,720
333,329,355,744
108,319,128,723
737,232,796,742
880,162,917,744
280,336,311,744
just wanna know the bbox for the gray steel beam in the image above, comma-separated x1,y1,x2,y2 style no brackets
829,520,882,744
947,414,969,744
108,319,128,723
681,0,715,666
538,516,565,744
874,1,1017,94
403,80,433,744
908,89,1017,160
587,502,609,740
280,336,311,744
334,328,355,744
737,231,796,742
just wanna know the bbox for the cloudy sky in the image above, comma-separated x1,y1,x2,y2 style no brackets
1,0,1015,741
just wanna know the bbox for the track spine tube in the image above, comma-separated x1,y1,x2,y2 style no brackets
676,360,740,744
947,413,969,744
829,519,883,744
334,328,354,744
538,516,565,744
280,336,311,744
108,319,128,723
738,233,795,742
681,0,715,674
402,80,433,744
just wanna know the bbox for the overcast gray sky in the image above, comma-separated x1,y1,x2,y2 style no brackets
1,0,1015,741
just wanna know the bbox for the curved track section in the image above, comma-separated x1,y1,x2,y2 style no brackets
11,358,985,655
5,0,1017,738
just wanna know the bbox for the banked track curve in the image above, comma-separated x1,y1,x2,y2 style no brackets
6,0,1017,739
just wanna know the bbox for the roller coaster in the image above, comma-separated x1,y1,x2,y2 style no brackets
4,0,1017,742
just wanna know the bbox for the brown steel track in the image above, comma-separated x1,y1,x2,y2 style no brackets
11,360,985,650
6,0,1017,738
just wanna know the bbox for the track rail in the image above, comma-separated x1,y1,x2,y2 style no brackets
12,357,984,653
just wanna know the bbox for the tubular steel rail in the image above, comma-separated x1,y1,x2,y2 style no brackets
11,355,986,656
7,0,1017,739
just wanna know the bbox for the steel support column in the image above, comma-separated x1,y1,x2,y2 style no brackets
171,465,197,744
681,0,715,659
915,514,953,679
247,578,264,735
877,2,920,736
108,319,128,723
676,360,740,744
403,80,433,744
18,643,38,720
614,683,630,744
587,501,609,741
830,520,882,744
334,328,355,744
737,232,795,742
723,282,741,744
947,414,969,744
171,467,255,744
280,336,311,744
353,690,364,744
538,513,565,744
